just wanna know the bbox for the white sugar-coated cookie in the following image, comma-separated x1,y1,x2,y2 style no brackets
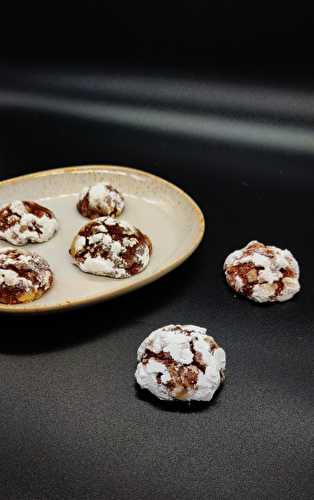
224,240,300,303
135,324,226,402
69,216,152,279
0,247,53,304
0,200,58,246
77,182,125,219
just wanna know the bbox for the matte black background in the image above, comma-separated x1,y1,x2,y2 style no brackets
0,2,314,499
1,1,314,82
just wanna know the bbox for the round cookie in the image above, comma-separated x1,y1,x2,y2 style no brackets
0,247,53,304
77,182,125,219
0,200,58,246
224,240,300,303
69,216,152,278
135,324,226,402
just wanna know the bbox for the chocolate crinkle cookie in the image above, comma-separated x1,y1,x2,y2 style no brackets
69,216,152,278
0,247,53,304
135,324,226,402
77,182,125,219
0,200,58,245
224,240,300,303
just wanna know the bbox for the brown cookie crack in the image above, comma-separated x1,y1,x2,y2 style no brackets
77,184,124,219
226,263,264,297
70,218,152,277
142,337,211,394
0,249,53,304
225,241,299,301
0,201,53,232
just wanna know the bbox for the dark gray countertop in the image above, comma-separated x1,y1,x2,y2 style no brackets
0,67,313,499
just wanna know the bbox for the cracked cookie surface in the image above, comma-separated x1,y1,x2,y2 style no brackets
77,182,125,219
0,200,58,245
224,240,300,303
0,247,53,304
135,324,226,402
69,216,152,278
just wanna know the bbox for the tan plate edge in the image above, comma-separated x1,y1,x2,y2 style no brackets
0,165,205,314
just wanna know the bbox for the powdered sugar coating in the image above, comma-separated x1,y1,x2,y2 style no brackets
77,182,125,219
0,247,53,304
135,324,226,402
0,200,58,246
224,240,300,303
69,216,152,279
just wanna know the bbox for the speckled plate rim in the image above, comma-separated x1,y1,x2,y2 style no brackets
0,165,205,314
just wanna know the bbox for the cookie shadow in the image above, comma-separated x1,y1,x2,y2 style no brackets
0,260,198,354
134,381,224,413
223,279,300,308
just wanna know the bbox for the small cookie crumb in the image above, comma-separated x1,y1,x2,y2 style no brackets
0,200,58,245
0,247,53,304
135,324,226,402
77,182,125,219
224,240,300,303
69,216,152,278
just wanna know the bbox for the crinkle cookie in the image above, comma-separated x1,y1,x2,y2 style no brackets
224,240,300,303
77,182,125,219
135,324,226,402
0,247,53,304
0,200,58,245
69,216,152,278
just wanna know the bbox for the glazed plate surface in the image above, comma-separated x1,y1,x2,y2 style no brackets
0,165,205,313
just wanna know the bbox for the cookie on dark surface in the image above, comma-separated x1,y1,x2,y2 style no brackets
135,324,226,402
224,240,300,303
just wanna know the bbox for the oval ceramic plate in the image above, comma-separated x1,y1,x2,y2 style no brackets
0,165,205,313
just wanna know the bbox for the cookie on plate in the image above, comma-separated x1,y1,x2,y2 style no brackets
69,216,152,278
224,240,300,303
0,247,53,304
135,324,226,402
77,182,125,219
0,200,58,245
